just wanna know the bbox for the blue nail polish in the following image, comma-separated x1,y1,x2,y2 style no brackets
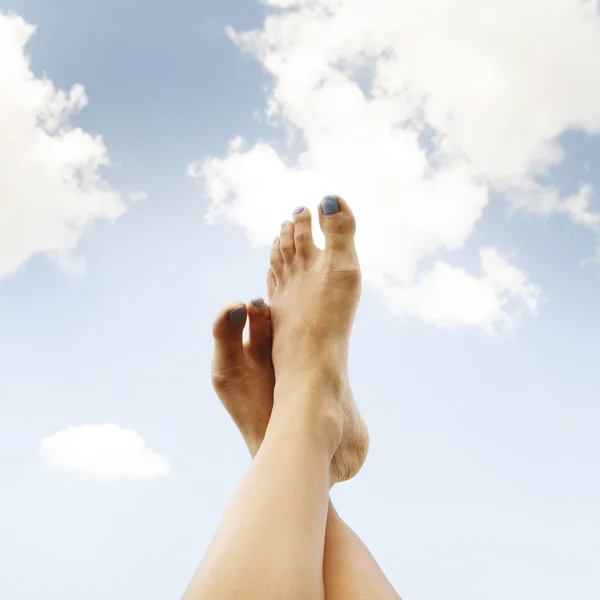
228,306,245,324
273,236,279,244
281,221,287,229
293,206,305,215
321,195,340,215
252,297,264,307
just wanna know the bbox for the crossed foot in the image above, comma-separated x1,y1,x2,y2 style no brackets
211,195,369,483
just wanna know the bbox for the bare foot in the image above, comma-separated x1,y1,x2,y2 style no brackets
211,298,274,457
267,195,369,483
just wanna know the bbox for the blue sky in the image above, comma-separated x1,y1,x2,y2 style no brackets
1,1,600,599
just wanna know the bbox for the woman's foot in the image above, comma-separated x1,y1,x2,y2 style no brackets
267,195,369,483
210,290,367,484
211,299,274,457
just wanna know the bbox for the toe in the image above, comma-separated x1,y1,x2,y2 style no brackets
270,236,284,282
318,194,358,258
292,206,317,261
266,267,276,299
211,302,247,380
279,220,296,263
247,297,272,359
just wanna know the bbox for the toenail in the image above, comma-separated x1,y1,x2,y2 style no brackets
273,236,279,244
252,297,264,307
228,306,245,324
321,195,340,215
293,206,305,214
281,221,287,229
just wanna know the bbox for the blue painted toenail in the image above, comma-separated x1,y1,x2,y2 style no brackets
228,306,245,324
281,221,287,229
252,298,264,307
321,195,340,215
273,236,279,244
293,206,305,214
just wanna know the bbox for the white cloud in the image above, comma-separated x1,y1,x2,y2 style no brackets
189,0,600,332
128,190,148,203
39,424,170,480
0,13,125,280
385,248,543,333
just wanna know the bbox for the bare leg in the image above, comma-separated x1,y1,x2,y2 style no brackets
204,201,399,599
183,390,335,600
209,301,400,599
184,197,368,599
324,502,401,600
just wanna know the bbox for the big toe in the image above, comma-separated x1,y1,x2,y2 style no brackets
318,195,357,258
247,297,272,360
211,302,247,387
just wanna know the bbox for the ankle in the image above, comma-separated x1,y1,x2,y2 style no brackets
274,358,348,398
275,334,349,365
268,390,344,458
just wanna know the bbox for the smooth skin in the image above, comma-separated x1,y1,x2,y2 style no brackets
183,198,399,600
207,298,401,599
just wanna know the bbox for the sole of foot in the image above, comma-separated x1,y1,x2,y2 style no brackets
267,195,369,484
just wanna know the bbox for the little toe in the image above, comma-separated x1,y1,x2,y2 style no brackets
279,220,296,264
318,194,358,258
292,206,317,261
247,297,272,359
211,302,247,384
270,236,285,282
